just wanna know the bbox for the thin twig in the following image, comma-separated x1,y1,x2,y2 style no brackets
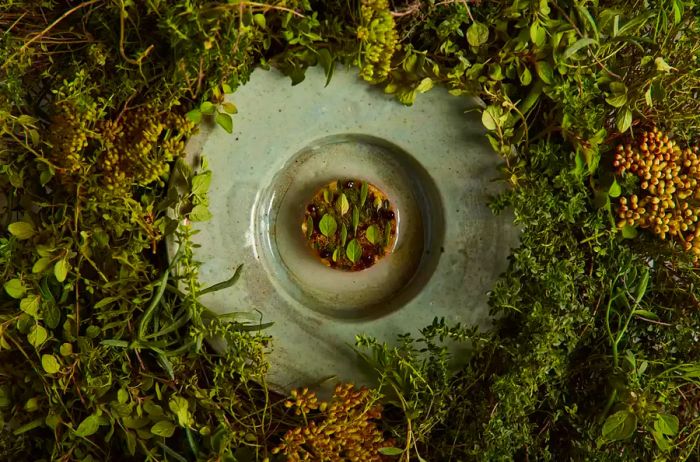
212,1,305,18
3,0,101,69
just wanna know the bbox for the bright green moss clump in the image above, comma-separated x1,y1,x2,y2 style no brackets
357,0,397,83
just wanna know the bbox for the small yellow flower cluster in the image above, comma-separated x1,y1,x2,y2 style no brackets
273,383,394,462
614,128,700,257
97,107,194,192
357,0,398,84
47,102,194,192
47,101,99,176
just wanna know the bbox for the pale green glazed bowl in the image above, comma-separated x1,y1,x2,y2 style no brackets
178,66,519,390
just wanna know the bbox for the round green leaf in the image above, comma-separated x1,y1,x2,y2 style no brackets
185,109,202,124
654,413,679,436
20,295,41,318
346,239,362,264
54,258,70,283
75,414,101,437
151,420,176,438
41,354,61,374
8,222,36,240
4,279,26,299
467,21,489,47
215,112,233,133
27,324,48,348
319,214,337,238
200,101,216,115
365,225,380,245
602,410,637,441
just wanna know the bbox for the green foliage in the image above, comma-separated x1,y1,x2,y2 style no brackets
3,0,700,460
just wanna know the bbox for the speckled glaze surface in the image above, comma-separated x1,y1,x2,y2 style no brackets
180,66,519,390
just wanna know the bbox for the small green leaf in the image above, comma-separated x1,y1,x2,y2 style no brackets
652,430,672,451
530,22,546,47
44,304,60,329
54,258,70,283
655,57,672,72
602,410,637,441
319,214,337,238
360,182,369,206
352,206,360,235
27,324,48,348
189,204,213,222
41,354,61,374
332,248,340,262
4,279,26,299
215,112,233,133
609,180,621,198
20,295,41,318
253,13,266,28
606,94,628,108
13,418,43,435
633,309,658,320
317,48,335,87
222,102,238,114
200,101,216,115
306,216,314,239
365,225,379,245
379,447,404,456
481,105,499,130
622,225,638,239
151,420,176,438
416,77,434,93
75,414,102,437
346,239,362,264
467,21,489,47
655,414,679,436
563,38,597,60
616,108,633,133
60,343,73,356
185,109,202,124
340,224,348,246
323,189,331,203
336,193,350,216
519,66,532,86
169,396,192,427
535,61,554,84
191,171,212,196
32,257,52,274
8,222,36,240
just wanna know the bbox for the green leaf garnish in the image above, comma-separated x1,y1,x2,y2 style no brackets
360,181,369,206
319,214,337,237
352,206,360,235
337,193,350,216
341,224,348,246
365,224,379,244
346,239,362,264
